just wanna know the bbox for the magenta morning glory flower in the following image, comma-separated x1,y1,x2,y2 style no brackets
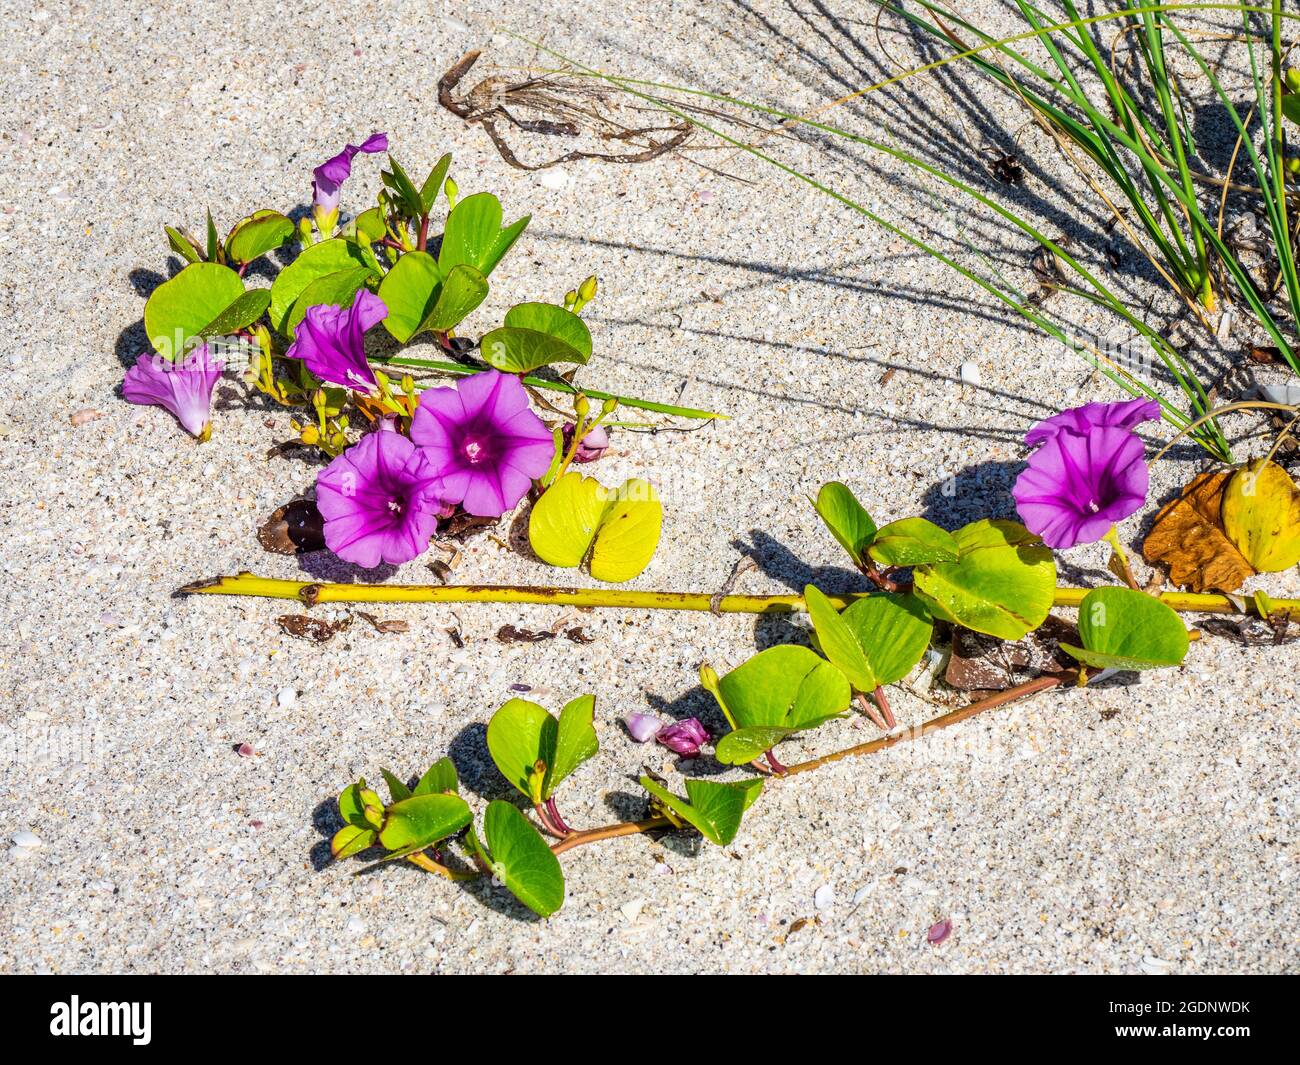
561,422,610,463
315,430,445,568
409,370,555,517
1012,423,1150,549
1023,396,1160,447
122,344,225,439
656,717,710,757
312,132,388,217
285,289,388,392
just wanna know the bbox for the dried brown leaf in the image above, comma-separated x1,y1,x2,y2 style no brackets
1142,472,1255,593
258,499,325,555
277,614,347,642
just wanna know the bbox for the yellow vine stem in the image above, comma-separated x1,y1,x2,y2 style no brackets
180,574,1300,618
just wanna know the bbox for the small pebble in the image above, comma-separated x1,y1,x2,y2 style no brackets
539,170,569,190
813,884,835,911
620,897,646,923
237,742,255,758
12,831,42,850
276,686,298,711
959,361,982,386
70,407,102,426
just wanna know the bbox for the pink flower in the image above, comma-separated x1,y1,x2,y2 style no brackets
285,289,388,392
656,717,709,757
315,430,445,568
410,370,555,517
562,423,610,463
624,712,665,743
122,344,224,438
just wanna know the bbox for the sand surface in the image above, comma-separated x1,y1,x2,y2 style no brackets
1,0,1296,973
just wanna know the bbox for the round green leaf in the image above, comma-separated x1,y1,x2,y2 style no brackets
269,238,374,334
912,519,1055,640
377,792,473,860
1061,587,1189,670
487,698,555,804
482,800,565,917
714,644,851,731
225,209,294,264
413,756,459,796
438,192,530,277
639,776,760,846
868,517,960,567
143,262,245,359
812,482,877,567
804,586,932,692
589,479,661,583
504,302,593,360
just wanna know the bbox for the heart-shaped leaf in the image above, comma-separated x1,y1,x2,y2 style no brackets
144,262,246,359
529,473,662,583
868,517,960,567
225,209,294,264
377,792,473,861
487,695,599,802
378,252,488,341
269,238,375,334
812,482,877,567
804,585,933,693
478,801,565,917
479,303,594,374
713,725,796,766
285,266,374,336
912,519,1055,639
1221,459,1300,572
1061,587,1189,670
708,644,851,732
438,192,529,277
639,776,762,846
413,756,459,796
330,824,377,859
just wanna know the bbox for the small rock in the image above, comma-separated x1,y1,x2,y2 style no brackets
619,897,647,923
538,170,569,190
959,361,982,386
276,686,298,711
237,743,255,758
813,884,835,911
12,831,42,850
346,915,366,935
1140,954,1172,975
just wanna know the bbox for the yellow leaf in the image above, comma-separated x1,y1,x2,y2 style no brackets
590,478,662,583
528,471,605,568
1222,459,1300,572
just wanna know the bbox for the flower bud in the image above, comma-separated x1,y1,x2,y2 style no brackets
445,177,459,207
578,275,598,302
656,717,710,757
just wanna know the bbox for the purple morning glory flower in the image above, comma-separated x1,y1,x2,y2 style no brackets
656,717,710,757
1012,423,1149,549
122,344,224,439
1023,397,1160,447
561,422,610,463
285,289,388,392
409,370,555,517
312,132,388,216
315,430,446,568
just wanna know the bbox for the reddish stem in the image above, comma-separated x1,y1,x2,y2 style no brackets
872,684,896,729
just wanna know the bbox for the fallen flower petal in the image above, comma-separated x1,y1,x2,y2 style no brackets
562,422,610,463
315,430,446,568
624,712,665,743
410,370,555,517
122,344,224,438
285,289,388,392
657,717,709,756
927,919,952,945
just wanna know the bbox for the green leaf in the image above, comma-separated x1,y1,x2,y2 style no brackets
1061,587,1189,670
479,302,593,373
413,756,459,796
714,725,796,766
224,209,294,264
199,288,271,337
269,238,374,334
480,800,565,917
330,824,377,859
713,644,851,731
377,252,489,342
143,262,246,359
338,780,384,831
1284,93,1300,126
352,206,388,245
868,517,960,567
420,152,452,212
438,192,529,277
912,519,1055,640
205,208,220,263
164,225,201,263
639,776,760,846
529,473,662,583
377,792,473,860
380,768,411,803
486,696,598,802
285,266,374,336
380,155,425,219
812,482,877,567
804,585,933,692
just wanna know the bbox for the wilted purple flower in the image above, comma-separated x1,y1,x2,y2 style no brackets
656,717,709,757
312,132,388,216
285,289,388,392
1012,424,1149,549
122,344,225,439
561,422,610,463
409,370,555,517
927,919,952,945
315,430,445,568
1023,397,1160,447
624,712,665,743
